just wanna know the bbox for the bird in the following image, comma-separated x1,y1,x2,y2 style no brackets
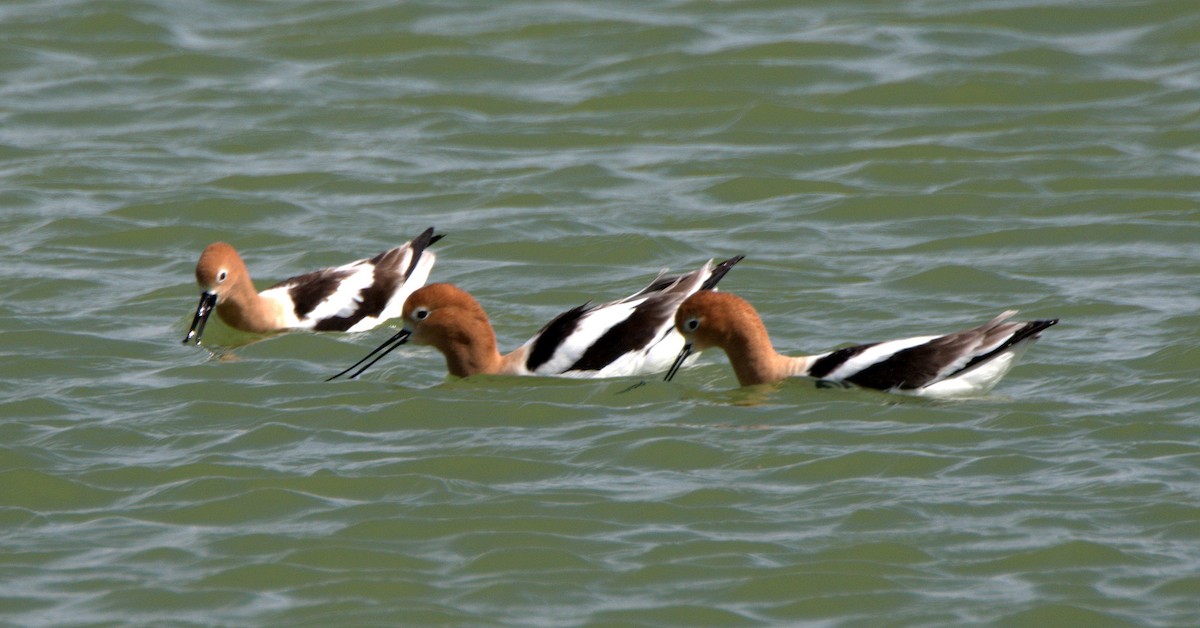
327,255,744,381
664,290,1057,397
183,227,441,345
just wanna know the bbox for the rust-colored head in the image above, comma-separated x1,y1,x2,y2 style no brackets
184,242,253,344
674,290,767,352
194,242,250,297
670,290,785,386
402,283,500,376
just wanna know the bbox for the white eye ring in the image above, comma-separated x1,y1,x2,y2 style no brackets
685,318,699,331
414,308,430,320
217,270,228,283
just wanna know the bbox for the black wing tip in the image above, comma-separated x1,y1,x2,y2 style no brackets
414,226,444,248
700,254,745,291
398,227,443,281
1025,318,1059,337
945,316,1059,380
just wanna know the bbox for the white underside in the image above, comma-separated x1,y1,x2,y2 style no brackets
885,344,1030,398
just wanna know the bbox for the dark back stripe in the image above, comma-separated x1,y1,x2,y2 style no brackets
567,304,664,372
566,256,742,372
525,303,590,371
530,255,743,372
808,343,877,379
842,318,1058,390
311,267,398,331
283,269,354,323
313,312,357,332
312,229,442,331
844,342,947,390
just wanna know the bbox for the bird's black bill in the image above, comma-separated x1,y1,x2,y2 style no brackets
326,328,412,381
663,343,693,382
183,292,218,345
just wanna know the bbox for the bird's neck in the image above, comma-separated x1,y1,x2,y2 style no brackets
217,279,283,333
722,325,812,386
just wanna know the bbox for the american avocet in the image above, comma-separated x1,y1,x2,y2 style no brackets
664,291,1057,397
327,256,744,381
183,227,442,345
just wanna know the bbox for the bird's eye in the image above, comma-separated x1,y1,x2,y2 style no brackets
414,308,430,320
217,270,228,283
685,318,699,331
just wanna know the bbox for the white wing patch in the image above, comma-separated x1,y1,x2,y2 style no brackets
521,259,718,377
593,327,687,377
260,246,438,333
306,266,378,323
363,249,436,330
821,335,938,382
258,263,375,330
526,299,646,375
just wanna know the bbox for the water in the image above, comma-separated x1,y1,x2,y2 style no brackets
2,0,1199,625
